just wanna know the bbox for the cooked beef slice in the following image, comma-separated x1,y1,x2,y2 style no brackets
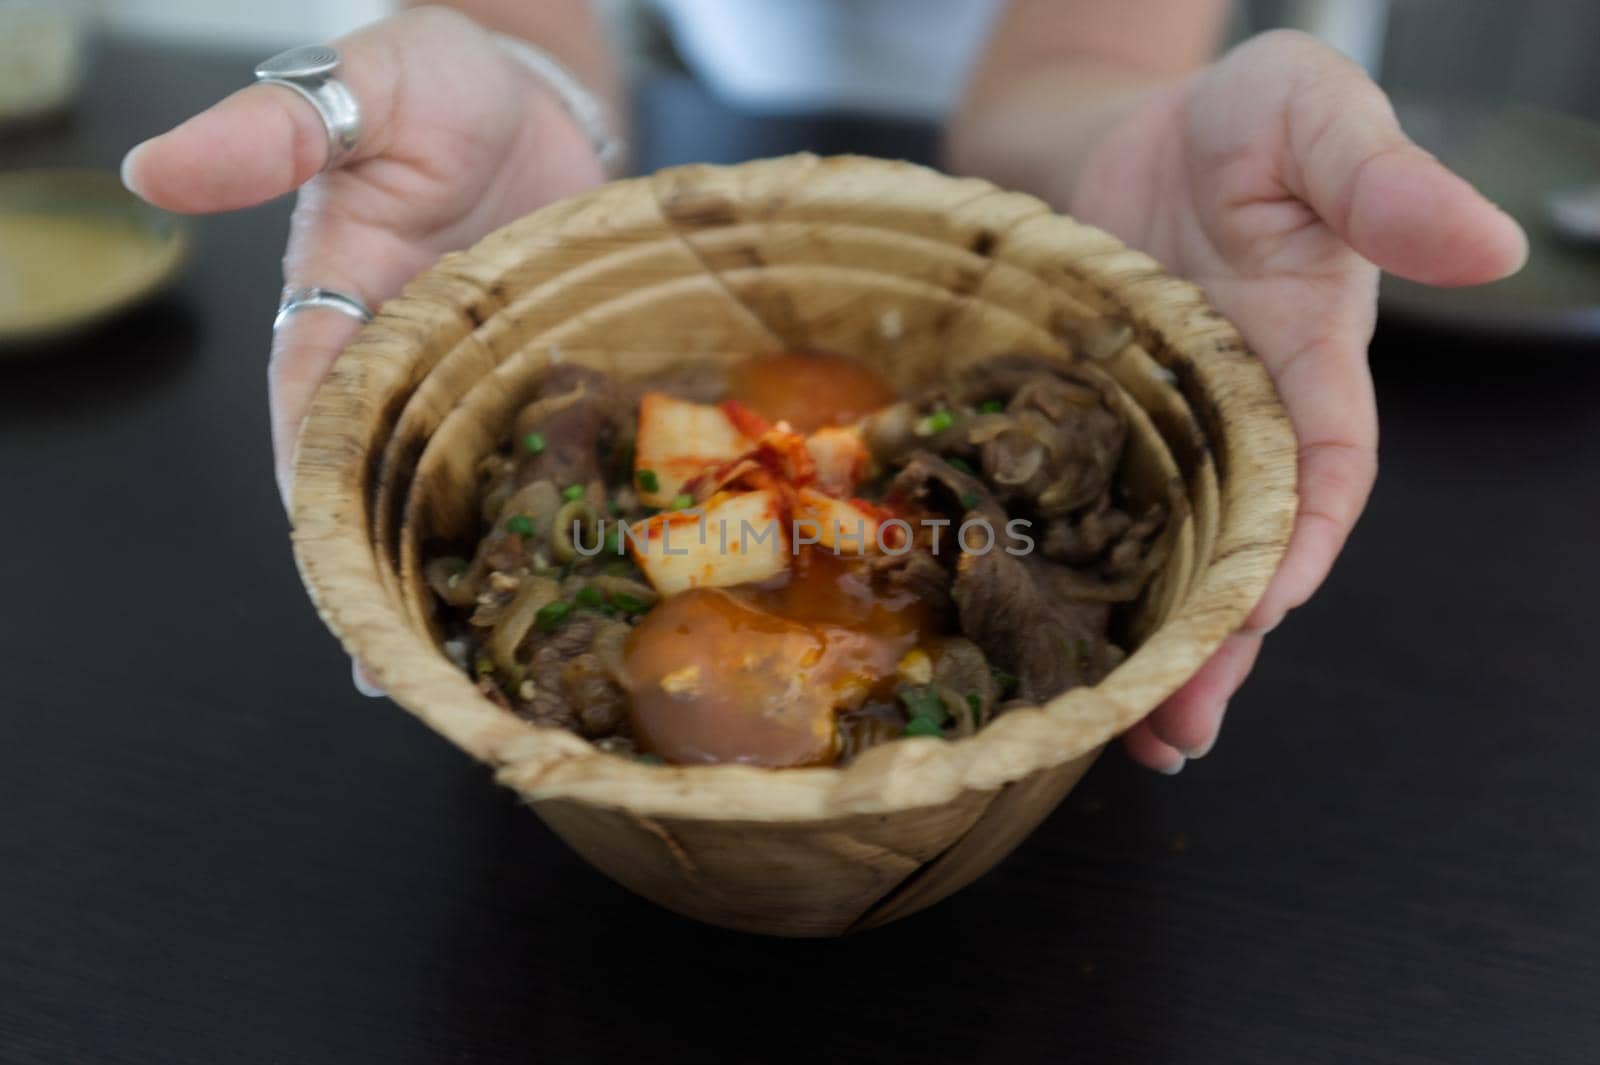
931,636,1000,730
868,546,953,618
962,356,1125,518
888,448,1121,700
866,355,1127,522
1041,494,1172,598
887,449,997,521
514,614,634,738
1040,501,1134,566
512,365,621,488
952,545,1116,702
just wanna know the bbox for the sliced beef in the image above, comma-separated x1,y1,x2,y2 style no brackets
868,355,1127,522
868,546,953,618
565,651,628,737
963,356,1125,518
888,449,1122,701
952,545,1117,702
514,614,633,738
512,365,620,488
931,636,1000,733
887,449,995,521
1040,502,1134,566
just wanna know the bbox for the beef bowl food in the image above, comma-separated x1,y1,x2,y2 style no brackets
291,155,1296,936
428,351,1177,769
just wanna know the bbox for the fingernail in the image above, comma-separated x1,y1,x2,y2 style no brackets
120,140,149,196
1179,703,1226,759
1505,211,1531,273
1157,755,1187,776
352,662,385,698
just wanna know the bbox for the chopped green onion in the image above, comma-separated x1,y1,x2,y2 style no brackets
505,514,536,538
636,752,663,765
899,686,949,725
611,593,649,616
978,399,1005,414
473,654,495,678
637,469,660,493
991,666,1018,698
966,692,982,715
903,714,945,738
917,408,955,435
603,525,623,556
574,585,605,609
561,484,586,503
669,493,694,511
946,457,975,476
534,600,571,631
607,499,623,517
959,492,980,511
522,431,546,455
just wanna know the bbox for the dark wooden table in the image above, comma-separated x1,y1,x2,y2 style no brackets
2,38,1596,1065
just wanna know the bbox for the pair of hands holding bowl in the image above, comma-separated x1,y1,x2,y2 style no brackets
122,9,1526,773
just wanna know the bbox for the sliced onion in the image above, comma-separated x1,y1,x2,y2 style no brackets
551,498,600,563
487,576,561,680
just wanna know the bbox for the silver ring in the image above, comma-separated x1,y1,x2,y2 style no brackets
254,45,362,170
275,286,373,331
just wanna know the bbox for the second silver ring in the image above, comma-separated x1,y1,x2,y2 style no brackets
275,286,373,331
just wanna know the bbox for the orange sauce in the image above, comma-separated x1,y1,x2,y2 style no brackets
621,351,928,766
622,549,938,767
729,352,897,433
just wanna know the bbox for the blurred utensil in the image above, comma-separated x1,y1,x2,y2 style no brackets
1547,184,1600,245
1381,98,1600,339
1283,0,1391,74
0,169,189,350
0,0,87,125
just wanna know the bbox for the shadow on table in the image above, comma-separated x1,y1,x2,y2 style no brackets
415,754,1184,1065
1371,315,1600,463
0,298,200,423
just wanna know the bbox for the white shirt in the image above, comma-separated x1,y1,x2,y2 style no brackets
651,0,1005,118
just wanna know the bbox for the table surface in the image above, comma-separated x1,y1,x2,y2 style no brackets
2,38,1597,1065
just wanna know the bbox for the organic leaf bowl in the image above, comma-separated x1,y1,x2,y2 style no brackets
290,154,1296,937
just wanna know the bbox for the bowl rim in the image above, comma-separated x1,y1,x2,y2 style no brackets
289,154,1296,821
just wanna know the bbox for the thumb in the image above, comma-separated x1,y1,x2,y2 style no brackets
121,29,400,214
1283,42,1528,288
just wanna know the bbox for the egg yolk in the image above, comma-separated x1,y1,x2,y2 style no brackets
728,351,898,433
620,352,928,766
622,551,936,767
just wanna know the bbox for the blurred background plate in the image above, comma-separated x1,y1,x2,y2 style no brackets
0,167,188,350
1382,98,1600,339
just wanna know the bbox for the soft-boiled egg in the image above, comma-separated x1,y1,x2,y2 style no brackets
621,354,930,766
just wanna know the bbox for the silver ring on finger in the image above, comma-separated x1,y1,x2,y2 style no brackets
254,45,362,170
274,286,373,331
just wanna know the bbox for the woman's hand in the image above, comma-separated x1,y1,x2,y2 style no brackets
1066,31,1526,771
121,7,608,505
